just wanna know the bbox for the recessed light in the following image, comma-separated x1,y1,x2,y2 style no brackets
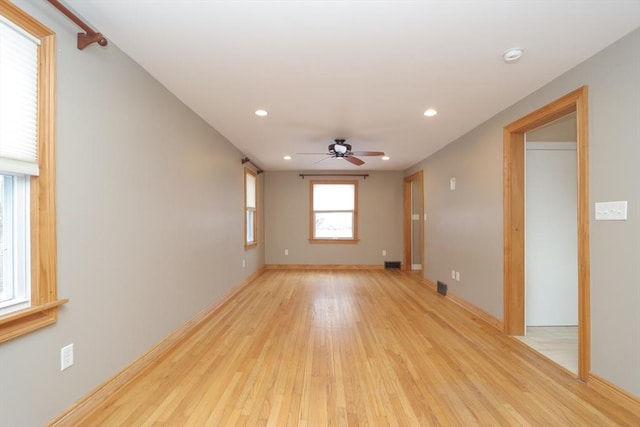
255,109,268,117
424,108,438,117
503,48,523,63
382,156,390,161
283,155,292,160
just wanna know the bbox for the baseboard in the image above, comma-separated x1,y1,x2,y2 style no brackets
588,373,640,415
47,267,265,427
264,264,384,270
422,278,503,331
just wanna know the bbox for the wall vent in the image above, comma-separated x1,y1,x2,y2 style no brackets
384,261,401,269
437,281,448,296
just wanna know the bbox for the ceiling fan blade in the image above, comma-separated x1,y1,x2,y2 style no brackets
350,151,385,156
313,156,334,165
344,156,365,166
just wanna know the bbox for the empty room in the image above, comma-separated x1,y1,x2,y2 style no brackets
1,0,638,425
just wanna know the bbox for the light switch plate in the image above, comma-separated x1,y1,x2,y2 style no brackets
595,201,627,221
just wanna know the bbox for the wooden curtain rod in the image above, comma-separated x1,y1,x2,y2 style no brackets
241,158,264,174
299,173,369,180
46,0,107,50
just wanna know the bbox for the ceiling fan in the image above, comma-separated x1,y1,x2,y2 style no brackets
297,139,386,166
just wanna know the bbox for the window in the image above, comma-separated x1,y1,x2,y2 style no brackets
0,2,64,344
244,168,257,248
310,180,358,243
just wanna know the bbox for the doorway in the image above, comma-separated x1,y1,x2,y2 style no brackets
503,87,590,380
403,171,424,272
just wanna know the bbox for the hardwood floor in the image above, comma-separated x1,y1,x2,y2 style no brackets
78,270,637,426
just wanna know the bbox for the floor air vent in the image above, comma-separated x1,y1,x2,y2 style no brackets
437,281,448,296
384,261,401,269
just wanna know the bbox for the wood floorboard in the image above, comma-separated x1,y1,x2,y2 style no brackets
78,270,638,426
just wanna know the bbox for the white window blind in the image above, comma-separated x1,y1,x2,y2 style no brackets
313,183,354,211
246,172,256,208
0,16,40,176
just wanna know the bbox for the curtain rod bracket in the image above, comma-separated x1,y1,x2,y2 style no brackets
46,0,108,50
241,157,263,174
77,31,108,50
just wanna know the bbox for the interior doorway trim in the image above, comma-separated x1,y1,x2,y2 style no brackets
403,171,424,272
503,86,590,380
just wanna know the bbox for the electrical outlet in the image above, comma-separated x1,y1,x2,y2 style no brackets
455,271,460,282
451,270,456,279
284,249,288,256
382,249,386,256
242,259,245,268
61,343,74,371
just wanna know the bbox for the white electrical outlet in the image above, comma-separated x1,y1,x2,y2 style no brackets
450,177,456,191
61,343,74,371
455,271,460,282
451,270,456,279
382,250,387,256
242,259,245,268
284,249,289,256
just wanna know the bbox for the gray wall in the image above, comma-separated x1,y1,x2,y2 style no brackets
0,2,264,426
265,171,403,265
406,28,640,396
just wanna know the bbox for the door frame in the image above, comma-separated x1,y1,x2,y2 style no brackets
403,171,424,271
503,86,590,380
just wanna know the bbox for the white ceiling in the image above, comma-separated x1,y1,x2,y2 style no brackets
62,0,640,171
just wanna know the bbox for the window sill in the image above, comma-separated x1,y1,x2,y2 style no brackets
0,299,68,344
245,242,258,250
309,239,360,244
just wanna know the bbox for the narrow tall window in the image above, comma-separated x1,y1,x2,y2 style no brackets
310,180,358,242
0,2,63,343
244,168,257,248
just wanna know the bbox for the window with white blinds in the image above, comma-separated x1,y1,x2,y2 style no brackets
244,168,257,247
0,15,40,176
0,0,62,344
310,181,358,242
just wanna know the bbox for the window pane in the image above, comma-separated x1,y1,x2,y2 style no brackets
0,174,30,314
0,175,13,302
313,184,354,211
246,209,255,243
314,212,353,239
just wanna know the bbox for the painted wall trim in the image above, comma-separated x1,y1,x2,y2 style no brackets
46,268,266,427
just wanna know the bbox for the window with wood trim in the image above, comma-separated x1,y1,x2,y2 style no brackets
0,2,65,344
310,180,358,243
244,168,257,248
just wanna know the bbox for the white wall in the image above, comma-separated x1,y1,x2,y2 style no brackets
525,142,578,326
0,2,264,426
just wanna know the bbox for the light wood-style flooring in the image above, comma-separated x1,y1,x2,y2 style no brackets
78,270,637,426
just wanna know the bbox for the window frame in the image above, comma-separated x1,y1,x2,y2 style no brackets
0,1,66,344
244,167,258,249
309,180,359,244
